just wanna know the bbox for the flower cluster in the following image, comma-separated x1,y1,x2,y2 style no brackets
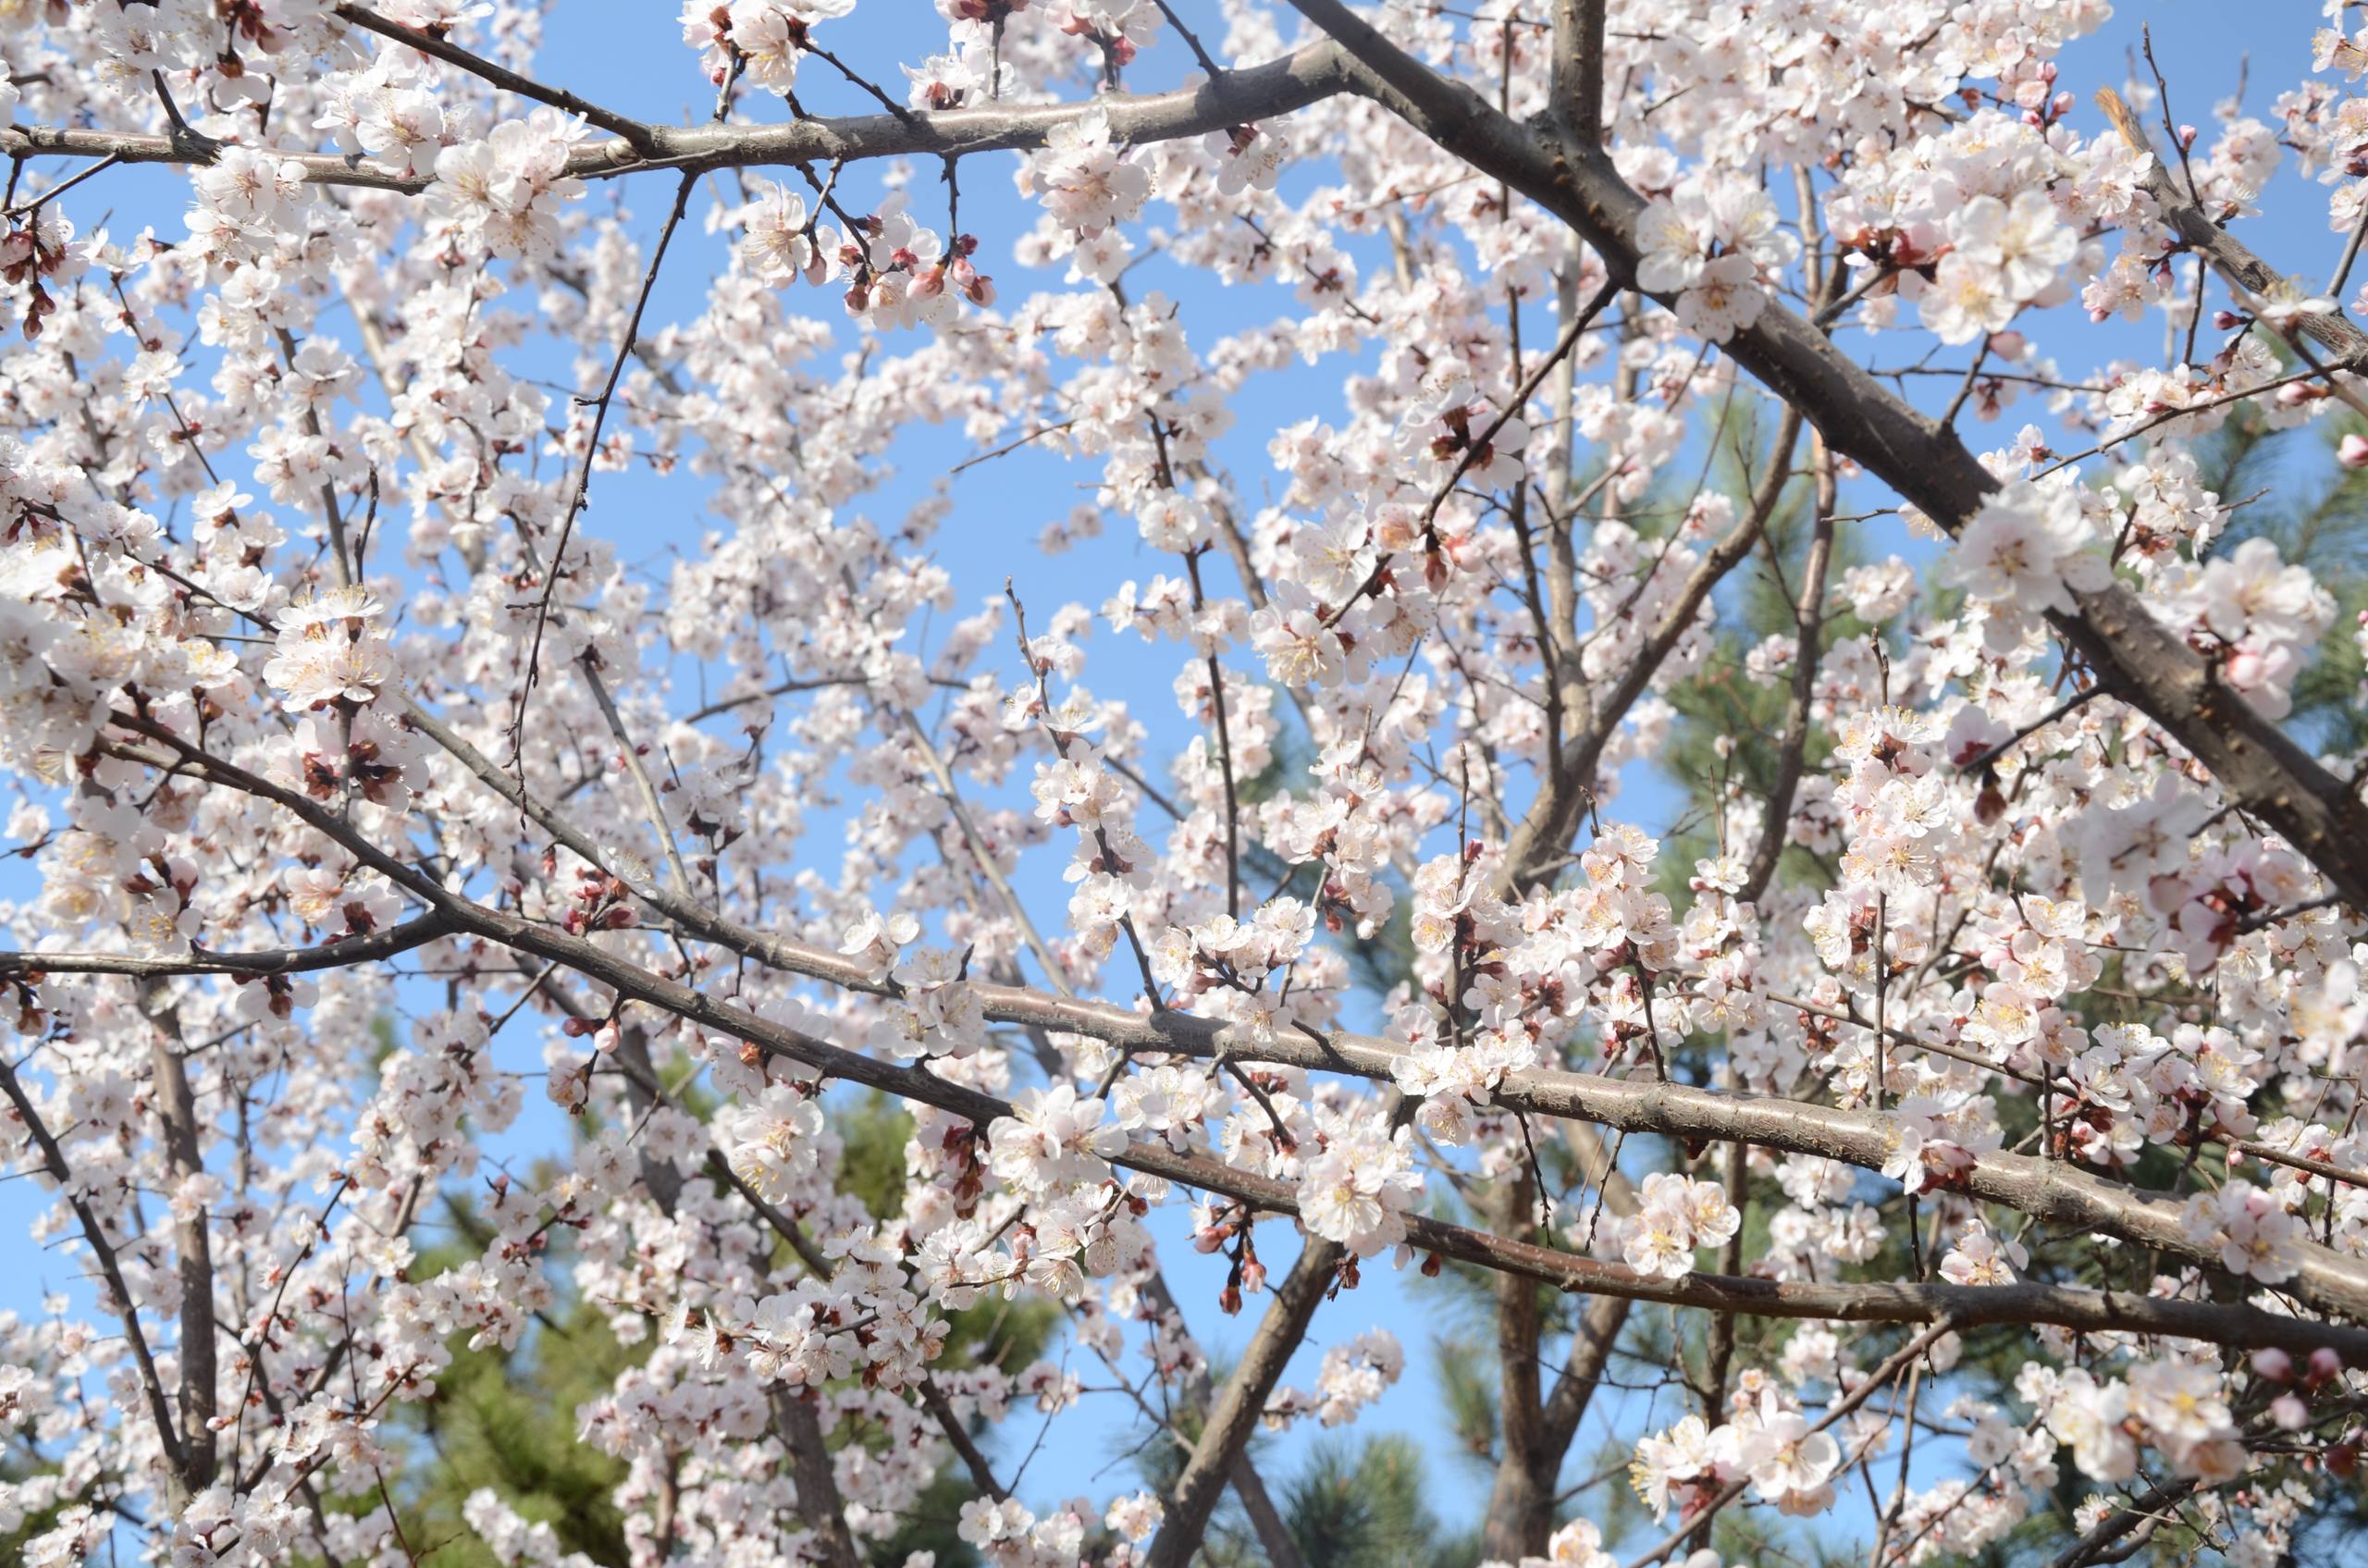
4,6,2368,1568
427,108,587,262
1634,180,1797,341
1264,1327,1405,1429
1595,1172,1742,1280
1632,1389,1844,1522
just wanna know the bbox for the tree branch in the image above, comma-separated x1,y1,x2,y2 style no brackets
134,983,221,1493
330,2,655,147
352,698,2368,1320
1738,435,1835,905
1281,0,2368,913
0,1047,193,1500
2095,87,2368,365
772,1388,864,1568
0,43,1356,193
101,702,2368,1373
1141,1236,1341,1568
0,912,452,979
1549,0,1607,150
1498,401,1804,895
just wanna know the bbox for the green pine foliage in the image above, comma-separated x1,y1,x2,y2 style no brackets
1281,1435,1452,1568
1239,394,2368,1568
391,1290,641,1568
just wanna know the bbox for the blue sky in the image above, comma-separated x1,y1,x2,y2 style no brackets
2,0,2358,1551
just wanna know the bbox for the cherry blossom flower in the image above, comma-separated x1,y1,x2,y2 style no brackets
1941,477,2114,621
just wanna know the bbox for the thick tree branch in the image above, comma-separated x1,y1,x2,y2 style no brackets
1533,1122,1637,1486
357,698,2368,1319
112,709,2368,1366
1141,1237,1341,1568
0,912,452,979
1139,1255,1311,1568
1282,0,2368,912
134,984,221,1495
1549,0,1607,150
2096,88,2368,365
1483,1168,1554,1559
772,1389,864,1568
0,43,1354,193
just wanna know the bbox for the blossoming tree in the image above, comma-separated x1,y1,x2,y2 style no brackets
5,2,2368,1566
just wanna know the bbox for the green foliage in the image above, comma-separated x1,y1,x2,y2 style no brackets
864,1463,987,1568
391,1303,643,1568
1648,400,1870,893
352,1195,644,1568
278,392,2368,1568
325,1069,1061,1568
845,1289,1059,1568
1282,1433,1452,1568
0,1453,70,1565
1430,1333,1502,1469
833,1090,919,1220
1340,869,1418,1002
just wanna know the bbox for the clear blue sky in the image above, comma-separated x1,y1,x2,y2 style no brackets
0,0,2350,1549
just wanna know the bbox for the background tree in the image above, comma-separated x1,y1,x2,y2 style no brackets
3,6,2368,1568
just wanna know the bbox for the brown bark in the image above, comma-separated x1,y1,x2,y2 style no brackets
1140,1273,1312,1568
773,1388,864,1568
139,983,220,1496
1481,1173,1554,1560
1142,1240,1341,1568
1282,0,2368,912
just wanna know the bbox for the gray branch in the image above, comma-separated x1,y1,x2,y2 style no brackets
0,43,1354,193
1280,0,2368,912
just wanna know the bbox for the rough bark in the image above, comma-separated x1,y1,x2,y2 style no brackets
1141,1240,1341,1568
773,1388,865,1568
1140,1273,1311,1568
138,983,220,1496
1280,0,2368,911
1481,1172,1554,1560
